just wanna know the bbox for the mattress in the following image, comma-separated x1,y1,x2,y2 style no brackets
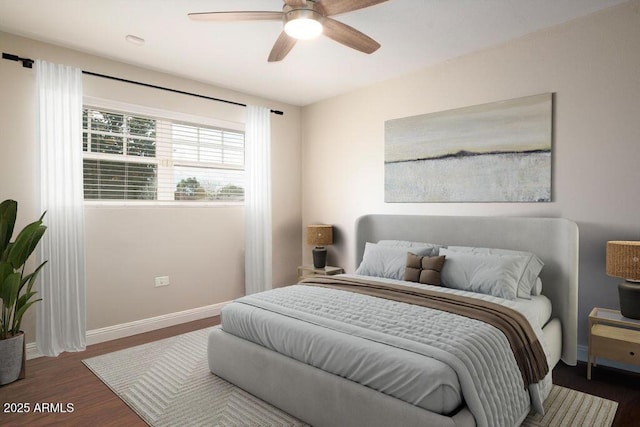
220,274,553,417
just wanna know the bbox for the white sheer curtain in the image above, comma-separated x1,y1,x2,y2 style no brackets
35,60,86,356
244,105,272,295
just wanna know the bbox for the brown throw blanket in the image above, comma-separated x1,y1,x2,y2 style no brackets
300,275,548,387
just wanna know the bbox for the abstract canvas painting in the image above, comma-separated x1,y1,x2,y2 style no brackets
384,93,552,202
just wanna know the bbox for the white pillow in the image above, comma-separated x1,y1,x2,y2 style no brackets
377,240,443,253
446,246,543,299
356,243,437,280
533,277,543,296
439,249,533,300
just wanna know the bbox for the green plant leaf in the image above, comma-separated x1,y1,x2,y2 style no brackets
20,260,47,294
0,261,13,285
0,200,17,257
0,263,16,339
0,272,20,312
0,200,47,339
7,221,46,269
16,290,37,307
11,298,41,335
1,241,18,264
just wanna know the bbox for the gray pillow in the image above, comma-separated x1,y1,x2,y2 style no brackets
533,277,543,296
355,242,437,280
445,246,543,299
440,249,533,300
377,240,444,255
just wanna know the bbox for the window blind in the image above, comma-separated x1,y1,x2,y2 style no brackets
82,107,244,203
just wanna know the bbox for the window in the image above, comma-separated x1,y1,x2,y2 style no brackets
82,106,244,203
169,123,244,201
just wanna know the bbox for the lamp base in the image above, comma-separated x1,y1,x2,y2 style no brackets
312,246,327,269
619,281,640,319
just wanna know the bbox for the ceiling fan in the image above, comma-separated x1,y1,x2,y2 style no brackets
188,0,389,62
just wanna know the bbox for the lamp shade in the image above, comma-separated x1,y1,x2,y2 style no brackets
606,241,640,281
307,225,333,247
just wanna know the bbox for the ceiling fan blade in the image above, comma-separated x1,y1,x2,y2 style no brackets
268,32,297,62
317,0,388,16
188,11,283,21
322,17,380,54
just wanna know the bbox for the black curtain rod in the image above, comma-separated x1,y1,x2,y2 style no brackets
2,52,284,116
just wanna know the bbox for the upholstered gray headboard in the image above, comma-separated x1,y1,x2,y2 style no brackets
355,214,579,365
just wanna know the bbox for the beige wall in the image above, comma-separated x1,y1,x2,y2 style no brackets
0,32,302,341
301,2,640,352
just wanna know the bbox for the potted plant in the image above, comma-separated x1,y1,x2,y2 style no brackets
0,199,47,385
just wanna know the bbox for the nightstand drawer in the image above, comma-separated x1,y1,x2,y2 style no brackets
591,324,640,365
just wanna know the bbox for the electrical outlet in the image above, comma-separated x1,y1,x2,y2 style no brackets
154,276,170,287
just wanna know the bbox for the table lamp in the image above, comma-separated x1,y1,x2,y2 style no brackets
606,240,640,319
307,224,333,269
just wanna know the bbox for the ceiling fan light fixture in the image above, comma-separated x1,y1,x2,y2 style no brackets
284,18,323,39
284,9,323,40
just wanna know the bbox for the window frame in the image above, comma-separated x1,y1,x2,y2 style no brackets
82,96,245,207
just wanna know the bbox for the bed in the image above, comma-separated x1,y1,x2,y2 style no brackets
208,215,579,427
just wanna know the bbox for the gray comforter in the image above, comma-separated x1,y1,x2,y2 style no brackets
221,275,552,427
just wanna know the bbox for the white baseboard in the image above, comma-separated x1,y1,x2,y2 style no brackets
25,301,229,360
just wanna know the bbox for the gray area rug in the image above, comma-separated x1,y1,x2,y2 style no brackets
83,328,617,427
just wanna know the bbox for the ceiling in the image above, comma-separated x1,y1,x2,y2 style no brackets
0,0,627,106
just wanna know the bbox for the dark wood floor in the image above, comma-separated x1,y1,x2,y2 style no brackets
553,361,640,427
1,317,638,426
0,317,220,426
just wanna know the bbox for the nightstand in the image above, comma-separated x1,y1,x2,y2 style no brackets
587,307,640,379
297,265,344,281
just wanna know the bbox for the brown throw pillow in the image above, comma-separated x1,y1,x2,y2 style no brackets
404,253,446,285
